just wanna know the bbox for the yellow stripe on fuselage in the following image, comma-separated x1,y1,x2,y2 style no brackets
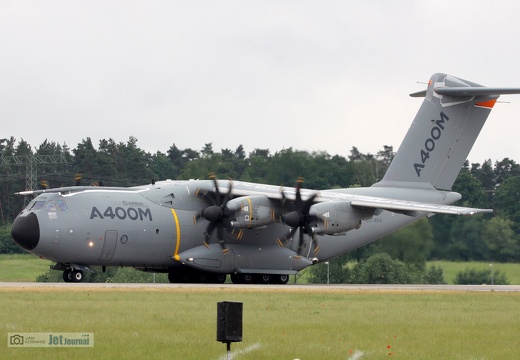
171,209,181,261
246,197,253,228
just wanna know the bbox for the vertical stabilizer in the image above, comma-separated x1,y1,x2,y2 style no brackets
376,73,520,190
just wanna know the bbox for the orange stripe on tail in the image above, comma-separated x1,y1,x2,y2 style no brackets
475,99,497,109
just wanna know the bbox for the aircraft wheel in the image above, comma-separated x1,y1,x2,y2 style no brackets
180,270,193,283
259,274,270,284
63,269,73,283
168,271,178,284
168,271,180,283
168,270,192,283
71,270,83,283
215,273,227,284
197,271,209,283
241,273,253,284
276,274,289,285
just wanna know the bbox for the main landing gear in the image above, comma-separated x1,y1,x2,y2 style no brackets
63,269,84,283
168,269,227,284
230,273,289,285
167,268,290,285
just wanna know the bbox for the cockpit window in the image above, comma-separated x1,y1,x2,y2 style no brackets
56,200,68,211
30,201,46,211
27,200,67,212
46,201,57,212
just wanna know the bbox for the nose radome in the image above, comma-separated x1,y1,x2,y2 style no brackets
11,212,40,251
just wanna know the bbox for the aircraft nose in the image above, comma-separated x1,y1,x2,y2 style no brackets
11,212,40,251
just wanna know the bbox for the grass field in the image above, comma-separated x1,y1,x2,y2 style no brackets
429,260,520,285
1,286,519,359
0,254,52,282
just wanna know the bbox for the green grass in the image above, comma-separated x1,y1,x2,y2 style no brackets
429,260,520,285
1,287,519,359
0,254,52,281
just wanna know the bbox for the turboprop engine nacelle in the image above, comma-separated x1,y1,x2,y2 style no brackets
227,195,276,229
309,201,375,235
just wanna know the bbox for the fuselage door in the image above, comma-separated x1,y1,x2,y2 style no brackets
99,230,118,261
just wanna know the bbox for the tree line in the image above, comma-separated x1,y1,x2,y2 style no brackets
1,136,520,267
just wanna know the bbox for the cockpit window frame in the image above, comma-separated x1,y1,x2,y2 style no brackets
56,200,68,211
29,201,46,211
46,201,57,212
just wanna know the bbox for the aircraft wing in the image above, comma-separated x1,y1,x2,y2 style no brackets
223,181,491,217
350,197,492,216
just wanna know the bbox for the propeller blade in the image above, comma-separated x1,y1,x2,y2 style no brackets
296,228,304,256
219,240,229,254
312,235,320,254
277,177,321,257
295,180,302,206
206,222,216,238
222,179,232,205
193,212,203,225
210,174,221,205
223,218,234,233
217,224,225,241
302,193,318,214
194,174,235,251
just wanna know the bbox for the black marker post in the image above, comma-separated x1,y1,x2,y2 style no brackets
217,301,243,360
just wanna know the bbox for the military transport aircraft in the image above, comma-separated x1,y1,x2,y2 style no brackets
11,73,520,284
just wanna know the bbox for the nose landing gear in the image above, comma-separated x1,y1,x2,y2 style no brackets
63,269,84,283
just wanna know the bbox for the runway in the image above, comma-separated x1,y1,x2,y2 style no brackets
1,282,519,292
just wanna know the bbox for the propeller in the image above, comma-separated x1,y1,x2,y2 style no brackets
276,177,320,257
74,173,82,186
193,174,236,253
39,173,86,190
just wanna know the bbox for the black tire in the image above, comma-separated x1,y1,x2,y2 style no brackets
197,271,209,283
63,269,72,283
168,269,192,283
277,274,289,284
241,273,253,284
259,274,270,284
168,271,179,283
215,273,227,284
71,270,83,283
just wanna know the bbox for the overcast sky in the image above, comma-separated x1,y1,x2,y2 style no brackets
2,1,520,165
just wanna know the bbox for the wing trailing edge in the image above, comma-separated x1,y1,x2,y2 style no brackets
350,198,492,216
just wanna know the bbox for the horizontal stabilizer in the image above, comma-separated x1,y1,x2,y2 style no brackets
351,198,492,216
411,86,520,98
435,87,520,96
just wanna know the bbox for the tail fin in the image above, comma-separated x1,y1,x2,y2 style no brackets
376,73,520,190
